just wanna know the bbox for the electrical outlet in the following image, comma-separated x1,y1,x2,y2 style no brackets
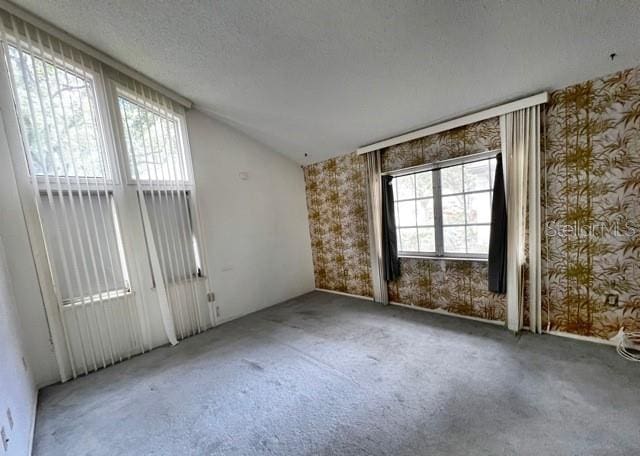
1,426,7,452
605,293,619,307
6,409,12,430
215,306,220,318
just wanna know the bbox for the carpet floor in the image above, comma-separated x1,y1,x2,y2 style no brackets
34,291,640,455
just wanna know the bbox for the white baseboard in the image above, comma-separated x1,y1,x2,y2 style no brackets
543,329,617,346
316,289,619,348
314,288,374,301
389,300,505,326
314,288,503,326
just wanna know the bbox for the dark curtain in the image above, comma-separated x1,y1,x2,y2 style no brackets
382,175,401,281
488,153,507,293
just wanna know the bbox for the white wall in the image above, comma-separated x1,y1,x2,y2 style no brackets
0,235,37,456
0,113,59,389
187,109,315,322
0,107,316,389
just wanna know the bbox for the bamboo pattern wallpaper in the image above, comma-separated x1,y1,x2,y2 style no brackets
381,118,505,321
303,119,505,322
303,65,640,340
382,118,501,173
303,152,372,296
388,258,505,321
543,67,640,339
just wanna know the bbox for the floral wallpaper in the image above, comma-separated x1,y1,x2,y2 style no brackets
303,152,372,297
303,118,505,322
382,117,501,172
381,118,505,321
388,258,505,321
303,65,640,340
542,67,640,339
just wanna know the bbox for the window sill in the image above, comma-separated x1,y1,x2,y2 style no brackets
398,254,488,262
62,288,133,308
151,275,207,289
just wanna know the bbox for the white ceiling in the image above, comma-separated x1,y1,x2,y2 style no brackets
14,0,640,164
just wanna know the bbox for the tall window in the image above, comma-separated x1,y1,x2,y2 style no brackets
0,13,209,376
6,45,129,304
118,92,201,284
392,155,496,258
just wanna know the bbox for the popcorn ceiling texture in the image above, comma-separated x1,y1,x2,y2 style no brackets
13,1,640,164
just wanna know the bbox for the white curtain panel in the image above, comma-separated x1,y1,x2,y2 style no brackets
365,150,389,304
501,106,542,333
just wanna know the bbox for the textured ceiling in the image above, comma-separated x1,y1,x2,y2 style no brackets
14,0,640,164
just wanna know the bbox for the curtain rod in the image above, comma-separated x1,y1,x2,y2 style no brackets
382,149,499,177
357,92,548,155
0,0,193,109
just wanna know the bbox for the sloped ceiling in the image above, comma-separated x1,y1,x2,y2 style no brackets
14,0,640,164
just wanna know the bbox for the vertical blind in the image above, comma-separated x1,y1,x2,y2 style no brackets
38,191,127,301
143,191,199,282
0,9,211,379
118,90,207,339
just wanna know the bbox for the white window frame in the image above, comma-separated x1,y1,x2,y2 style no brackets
0,14,213,380
2,38,133,302
387,149,499,260
4,40,121,188
109,83,204,285
114,87,193,188
38,189,132,307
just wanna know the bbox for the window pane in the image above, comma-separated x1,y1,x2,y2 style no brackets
415,172,433,197
39,192,125,300
442,195,465,225
399,228,418,252
489,158,497,187
397,201,417,227
467,225,491,254
464,160,492,191
465,192,492,223
416,198,434,225
395,175,414,200
443,226,466,253
8,46,109,179
119,96,188,183
143,191,199,282
418,227,435,252
441,165,463,195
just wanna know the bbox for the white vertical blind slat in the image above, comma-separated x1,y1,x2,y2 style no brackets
119,90,178,345
29,29,111,370
159,98,204,331
0,8,210,380
1,13,149,376
19,20,107,372
155,94,203,334
0,20,83,376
